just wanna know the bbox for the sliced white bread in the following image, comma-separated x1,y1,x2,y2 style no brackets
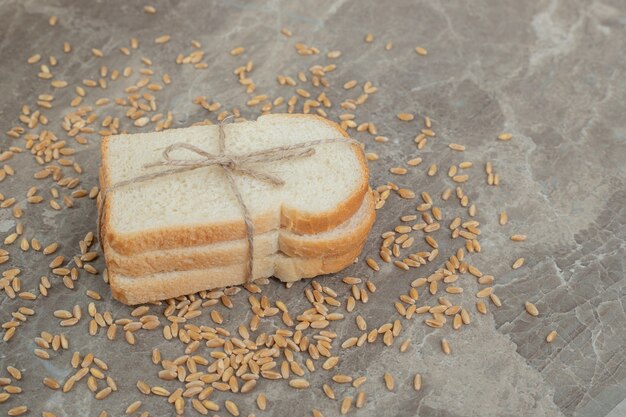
100,114,368,256
109,243,364,305
104,191,375,277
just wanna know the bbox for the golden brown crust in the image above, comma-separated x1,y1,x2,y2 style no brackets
273,244,364,283
280,190,375,257
102,197,278,256
100,114,369,256
104,232,278,276
109,262,269,305
110,244,365,305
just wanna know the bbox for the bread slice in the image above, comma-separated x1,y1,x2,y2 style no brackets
103,191,375,276
109,244,364,305
100,114,368,256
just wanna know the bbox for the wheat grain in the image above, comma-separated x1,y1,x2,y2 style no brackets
428,164,437,176
407,157,423,166
42,375,61,390
340,396,353,415
525,302,539,316
343,80,358,90
289,378,310,389
322,356,339,370
383,372,394,390
35,348,50,359
95,387,112,399
6,366,21,380
126,400,142,414
230,47,245,56
256,393,267,410
8,406,28,416
366,258,380,271
28,54,42,64
490,293,502,307
225,400,239,416
398,189,415,199
441,338,451,355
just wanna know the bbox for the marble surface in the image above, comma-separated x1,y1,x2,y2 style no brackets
0,0,625,416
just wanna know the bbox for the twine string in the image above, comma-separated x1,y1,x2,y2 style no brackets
98,117,360,283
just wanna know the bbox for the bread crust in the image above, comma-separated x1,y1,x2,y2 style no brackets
103,191,374,276
104,231,278,276
109,244,365,305
100,114,369,256
280,189,374,257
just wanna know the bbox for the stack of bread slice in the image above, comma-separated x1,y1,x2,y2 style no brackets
99,114,375,305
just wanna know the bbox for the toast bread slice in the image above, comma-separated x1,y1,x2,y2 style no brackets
100,114,368,256
109,243,364,305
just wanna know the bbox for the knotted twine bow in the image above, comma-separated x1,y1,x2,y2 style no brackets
98,117,361,283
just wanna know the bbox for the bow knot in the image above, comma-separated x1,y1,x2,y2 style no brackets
222,157,237,170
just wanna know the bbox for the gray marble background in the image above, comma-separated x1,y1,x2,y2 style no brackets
0,0,625,416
